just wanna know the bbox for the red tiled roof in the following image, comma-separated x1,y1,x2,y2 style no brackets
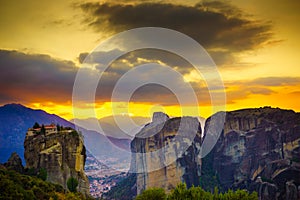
44,123,56,129
44,125,56,129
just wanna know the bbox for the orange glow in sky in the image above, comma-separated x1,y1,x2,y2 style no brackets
1,0,300,120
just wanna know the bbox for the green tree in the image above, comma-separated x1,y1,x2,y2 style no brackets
135,188,166,200
37,168,47,181
135,183,258,200
67,177,79,193
56,124,61,131
41,124,46,135
33,122,40,129
168,183,190,199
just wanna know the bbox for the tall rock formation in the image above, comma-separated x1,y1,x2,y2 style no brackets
117,107,300,199
203,107,300,199
130,112,202,194
24,126,90,197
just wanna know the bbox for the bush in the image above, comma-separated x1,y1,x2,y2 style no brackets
69,130,79,137
37,168,47,181
167,183,212,200
67,177,79,193
0,169,90,199
135,183,258,200
135,188,166,200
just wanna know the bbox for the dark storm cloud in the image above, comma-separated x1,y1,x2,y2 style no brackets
0,49,77,103
78,52,89,64
0,49,207,106
78,48,205,105
79,0,273,66
122,49,195,75
2,49,292,106
78,49,286,106
126,83,212,106
79,49,124,64
80,48,196,76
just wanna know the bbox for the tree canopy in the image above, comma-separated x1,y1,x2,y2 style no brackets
32,122,40,129
135,183,258,200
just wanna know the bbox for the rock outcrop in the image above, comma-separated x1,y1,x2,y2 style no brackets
130,112,202,194
4,152,24,173
24,127,90,196
204,107,300,199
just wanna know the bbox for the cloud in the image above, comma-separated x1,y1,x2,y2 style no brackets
225,86,275,104
224,77,300,104
79,48,124,65
248,87,274,95
0,49,77,104
249,77,300,86
73,0,279,106
78,0,273,66
3,49,297,108
80,48,207,79
95,61,211,106
0,49,210,106
289,91,300,95
77,48,213,105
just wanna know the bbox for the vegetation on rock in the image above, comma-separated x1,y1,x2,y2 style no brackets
104,173,137,200
0,168,93,200
135,183,258,200
37,167,47,181
32,122,40,129
67,177,79,193
135,188,166,200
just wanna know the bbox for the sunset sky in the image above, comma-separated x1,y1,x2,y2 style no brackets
0,0,300,120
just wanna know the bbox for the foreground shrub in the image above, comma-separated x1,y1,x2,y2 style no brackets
135,188,166,200
135,183,258,200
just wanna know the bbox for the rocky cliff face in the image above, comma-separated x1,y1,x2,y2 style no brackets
24,128,90,196
204,107,300,199
130,112,202,194
129,107,300,199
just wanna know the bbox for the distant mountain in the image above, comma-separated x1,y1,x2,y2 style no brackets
72,115,150,139
0,103,131,166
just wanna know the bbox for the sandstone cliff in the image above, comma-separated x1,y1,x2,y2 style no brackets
24,126,90,196
130,112,202,194
203,107,300,199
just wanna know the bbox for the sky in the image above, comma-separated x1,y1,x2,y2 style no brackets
0,0,300,120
